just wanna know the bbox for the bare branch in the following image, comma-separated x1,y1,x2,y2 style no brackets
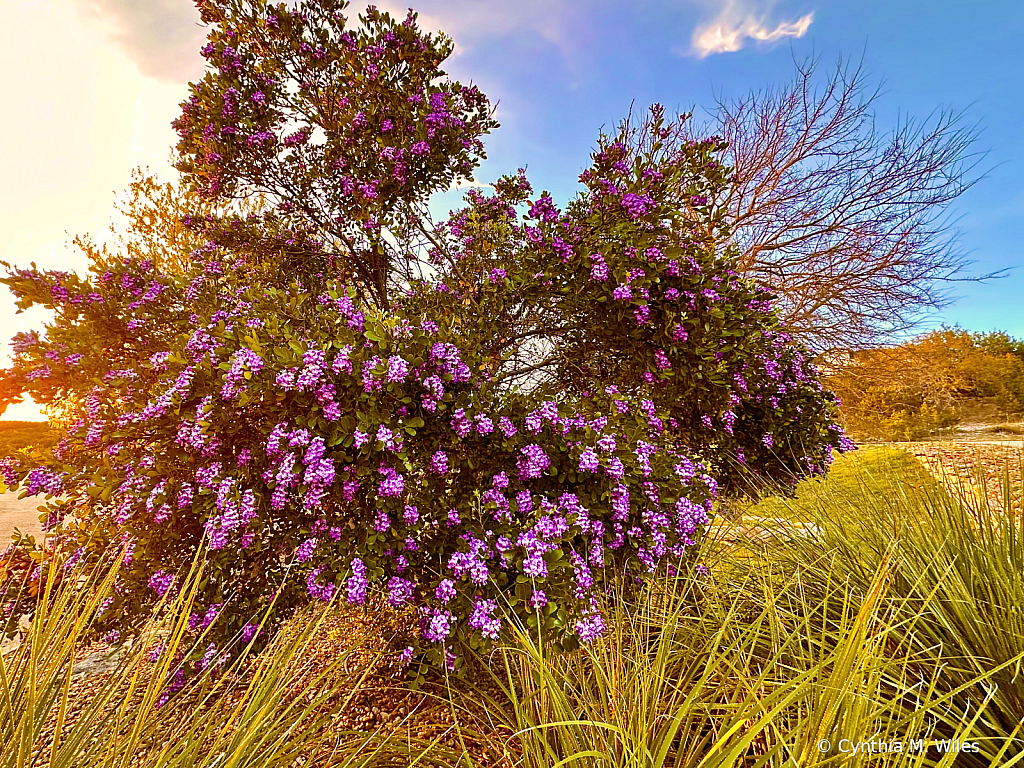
692,53,991,351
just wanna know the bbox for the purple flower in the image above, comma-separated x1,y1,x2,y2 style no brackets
612,285,632,301
296,538,317,563
149,570,175,599
347,558,368,604
387,577,416,607
522,553,547,578
528,195,559,223
429,450,449,475
516,490,532,514
307,566,337,601
436,579,456,603
518,444,551,480
378,466,405,497
342,479,359,501
450,408,472,437
241,623,260,643
422,609,455,642
221,348,263,399
296,349,326,391
386,355,409,382
154,504,171,524
675,496,708,537
575,613,606,643
448,549,490,585
332,345,354,374
578,448,600,473
611,484,630,521
376,425,399,451
620,192,654,219
23,467,64,496
468,598,501,640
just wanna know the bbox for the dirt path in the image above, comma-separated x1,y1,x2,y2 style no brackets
0,491,45,542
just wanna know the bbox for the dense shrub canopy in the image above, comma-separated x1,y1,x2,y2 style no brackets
0,0,851,674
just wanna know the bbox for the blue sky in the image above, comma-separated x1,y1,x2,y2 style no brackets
1,0,1021,418
427,0,1023,337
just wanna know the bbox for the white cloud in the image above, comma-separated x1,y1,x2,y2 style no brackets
74,0,206,82
689,2,813,57
0,0,187,409
451,179,494,190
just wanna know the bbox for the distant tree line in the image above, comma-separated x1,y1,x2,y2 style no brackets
824,329,1024,441
0,422,57,462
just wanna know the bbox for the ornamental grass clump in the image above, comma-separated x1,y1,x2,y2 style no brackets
757,452,1024,766
0,0,851,676
1,544,474,767
484,540,998,766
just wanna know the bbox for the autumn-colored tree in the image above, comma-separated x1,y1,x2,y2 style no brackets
71,167,266,278
826,328,1024,440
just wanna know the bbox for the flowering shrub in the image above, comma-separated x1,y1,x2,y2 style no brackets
175,0,496,310
0,1,852,672
0,259,716,667
404,109,853,494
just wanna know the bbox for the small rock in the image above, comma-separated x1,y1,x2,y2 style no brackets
71,643,129,679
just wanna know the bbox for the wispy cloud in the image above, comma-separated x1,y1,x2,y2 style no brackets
78,0,589,83
689,1,814,57
75,0,206,83
355,0,585,59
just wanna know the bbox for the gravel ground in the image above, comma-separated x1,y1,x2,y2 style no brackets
887,441,1024,512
